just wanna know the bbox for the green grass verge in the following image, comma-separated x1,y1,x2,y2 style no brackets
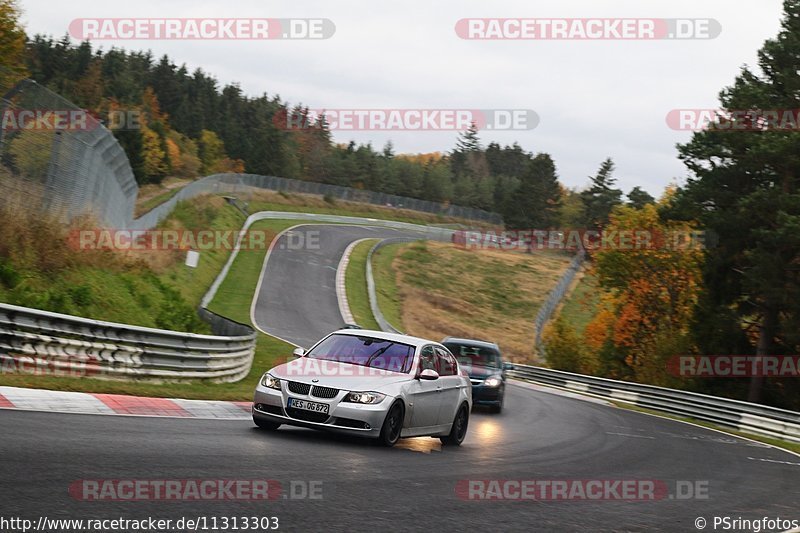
371,243,406,330
344,239,381,330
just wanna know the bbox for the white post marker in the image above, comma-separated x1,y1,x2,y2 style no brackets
186,250,200,268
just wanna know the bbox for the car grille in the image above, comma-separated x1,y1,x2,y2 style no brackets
286,407,329,423
287,381,312,395
311,385,339,399
470,378,484,385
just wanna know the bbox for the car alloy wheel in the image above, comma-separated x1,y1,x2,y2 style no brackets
441,404,469,446
379,402,404,447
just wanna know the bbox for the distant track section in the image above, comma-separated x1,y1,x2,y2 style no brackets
251,224,427,347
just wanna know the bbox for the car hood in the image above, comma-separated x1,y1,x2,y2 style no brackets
467,365,502,379
270,357,411,391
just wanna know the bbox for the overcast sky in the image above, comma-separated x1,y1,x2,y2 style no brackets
17,0,787,196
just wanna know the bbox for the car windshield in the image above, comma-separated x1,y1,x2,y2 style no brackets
306,334,415,373
444,343,500,368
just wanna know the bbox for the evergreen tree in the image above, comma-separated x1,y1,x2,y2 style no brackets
676,0,800,405
627,186,655,209
580,158,623,229
504,153,561,229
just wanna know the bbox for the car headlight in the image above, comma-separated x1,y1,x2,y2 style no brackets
484,376,502,388
261,373,281,390
343,391,386,404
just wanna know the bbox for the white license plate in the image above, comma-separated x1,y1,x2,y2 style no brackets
287,397,330,414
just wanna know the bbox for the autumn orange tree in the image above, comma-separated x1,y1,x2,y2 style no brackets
584,199,704,385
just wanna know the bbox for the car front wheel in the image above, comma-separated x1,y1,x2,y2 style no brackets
440,404,469,446
378,402,404,447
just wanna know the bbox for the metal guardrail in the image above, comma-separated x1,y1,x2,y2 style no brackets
365,238,420,334
0,303,256,382
510,364,800,443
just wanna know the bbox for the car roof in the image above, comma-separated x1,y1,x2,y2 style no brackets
441,337,501,351
331,328,442,349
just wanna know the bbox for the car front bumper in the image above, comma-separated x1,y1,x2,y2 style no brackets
252,384,391,439
471,383,503,405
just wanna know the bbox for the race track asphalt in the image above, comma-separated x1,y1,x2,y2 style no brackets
2,383,798,532
3,223,799,532
251,224,425,347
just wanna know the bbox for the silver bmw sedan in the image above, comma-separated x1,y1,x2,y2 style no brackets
252,329,472,447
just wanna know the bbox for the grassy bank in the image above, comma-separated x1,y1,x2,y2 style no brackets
134,177,191,217
0,212,297,401
372,241,573,361
0,201,345,399
556,269,600,336
0,196,248,333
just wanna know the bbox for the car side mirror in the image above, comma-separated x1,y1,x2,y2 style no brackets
418,369,439,380
292,347,306,358
503,362,515,371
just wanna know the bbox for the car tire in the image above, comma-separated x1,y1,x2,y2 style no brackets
440,403,469,446
254,417,281,431
378,401,404,447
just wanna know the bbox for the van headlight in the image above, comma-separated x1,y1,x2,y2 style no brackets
261,373,281,390
343,391,386,404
